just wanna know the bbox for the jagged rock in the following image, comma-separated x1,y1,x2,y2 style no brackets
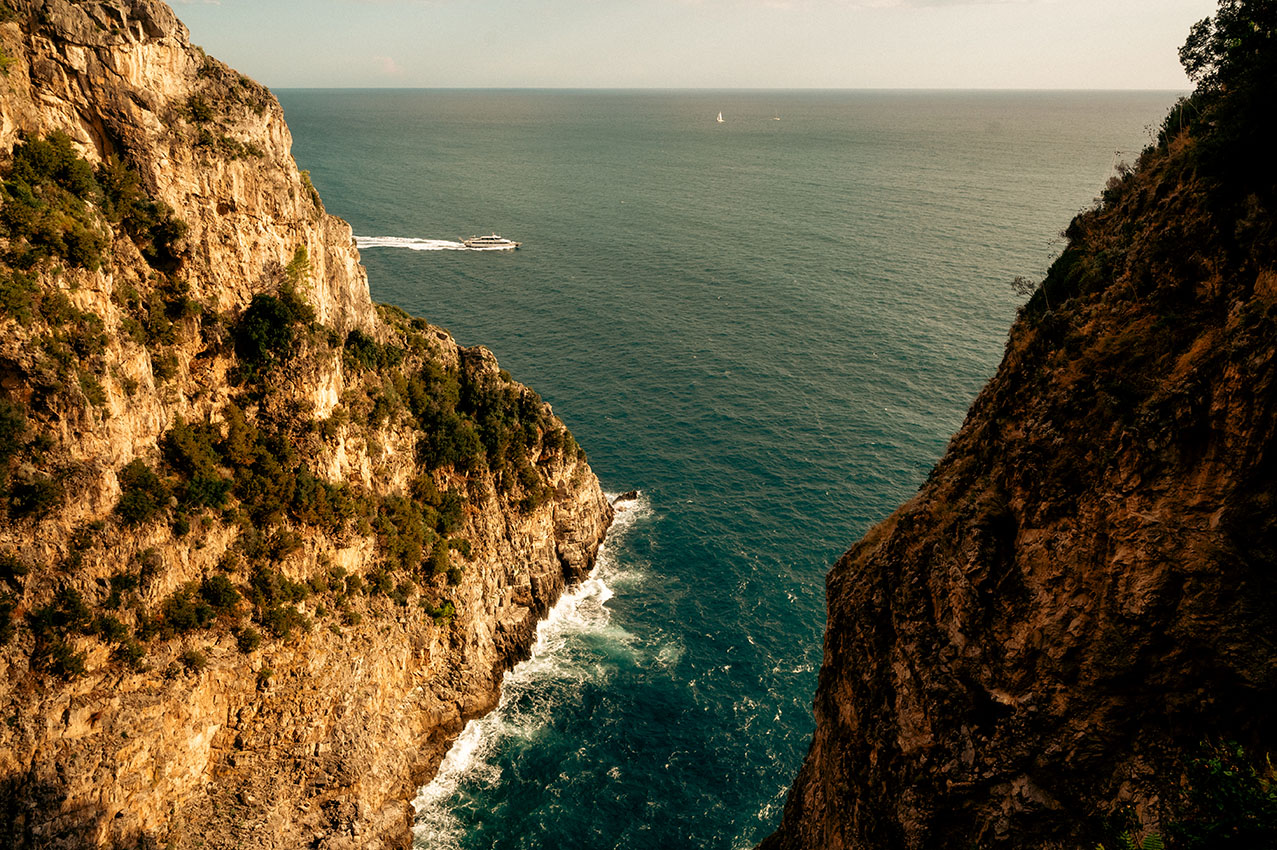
0,2,613,848
761,45,1277,850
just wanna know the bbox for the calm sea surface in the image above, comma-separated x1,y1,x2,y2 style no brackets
277,89,1177,850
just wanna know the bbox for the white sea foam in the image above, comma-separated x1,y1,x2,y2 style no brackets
411,492,650,848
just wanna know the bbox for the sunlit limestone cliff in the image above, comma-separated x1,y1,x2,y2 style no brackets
0,2,611,848
763,3,1277,849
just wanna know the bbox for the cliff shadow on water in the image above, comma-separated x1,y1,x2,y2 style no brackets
764,3,1277,849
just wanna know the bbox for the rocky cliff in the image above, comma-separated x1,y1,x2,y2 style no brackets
0,2,612,848
763,4,1277,849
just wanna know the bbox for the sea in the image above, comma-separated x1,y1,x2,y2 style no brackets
276,89,1179,850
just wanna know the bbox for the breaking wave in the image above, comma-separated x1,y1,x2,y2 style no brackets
411,492,651,849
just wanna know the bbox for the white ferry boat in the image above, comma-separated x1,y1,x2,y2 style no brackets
462,233,521,250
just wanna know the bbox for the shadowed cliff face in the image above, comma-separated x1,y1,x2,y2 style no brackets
0,2,612,848
762,6,1277,849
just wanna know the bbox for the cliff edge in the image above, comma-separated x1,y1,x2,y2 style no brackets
0,2,612,848
763,4,1277,849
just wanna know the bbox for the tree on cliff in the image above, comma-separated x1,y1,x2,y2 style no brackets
1174,0,1277,198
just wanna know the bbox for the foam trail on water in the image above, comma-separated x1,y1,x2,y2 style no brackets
411,492,649,849
356,235,467,251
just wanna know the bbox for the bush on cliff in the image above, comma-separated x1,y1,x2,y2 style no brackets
96,155,188,272
1166,742,1277,849
115,459,170,526
0,132,106,270
1174,0,1277,197
0,133,188,274
234,293,298,370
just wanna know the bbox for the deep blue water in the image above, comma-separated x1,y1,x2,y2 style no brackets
277,89,1178,849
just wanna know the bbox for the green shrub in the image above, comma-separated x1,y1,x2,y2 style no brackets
258,604,309,639
343,328,402,372
112,637,146,667
161,417,222,477
94,614,129,643
291,465,354,529
29,585,93,676
0,593,16,646
116,459,169,526
0,553,29,587
428,539,450,577
247,565,309,608
235,625,261,653
105,571,139,609
187,95,214,124
299,170,321,208
364,568,393,597
178,648,207,672
284,245,309,285
427,600,455,627
0,269,39,323
0,399,29,467
390,580,413,607
226,424,298,525
375,495,431,573
43,638,86,678
9,131,98,198
199,573,241,611
234,293,298,369
0,132,107,270
38,290,76,325
1166,741,1277,849
9,472,63,519
159,584,215,636
78,371,106,406
181,475,232,510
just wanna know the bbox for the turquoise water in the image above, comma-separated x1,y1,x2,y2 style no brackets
278,90,1177,849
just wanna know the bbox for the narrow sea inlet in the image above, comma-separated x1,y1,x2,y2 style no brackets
279,89,1179,849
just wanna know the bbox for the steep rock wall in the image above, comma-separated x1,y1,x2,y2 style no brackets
762,23,1277,850
0,2,613,848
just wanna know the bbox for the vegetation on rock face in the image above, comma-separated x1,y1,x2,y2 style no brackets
0,9,609,849
0,121,584,683
1166,741,1277,849
0,132,187,275
1,132,106,270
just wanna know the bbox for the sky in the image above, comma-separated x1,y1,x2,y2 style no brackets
171,0,1219,90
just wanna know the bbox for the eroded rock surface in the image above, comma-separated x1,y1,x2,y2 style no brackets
762,27,1277,850
0,2,612,847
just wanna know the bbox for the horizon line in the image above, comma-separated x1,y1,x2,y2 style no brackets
271,85,1188,93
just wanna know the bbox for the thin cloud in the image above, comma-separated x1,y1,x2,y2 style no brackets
373,55,404,76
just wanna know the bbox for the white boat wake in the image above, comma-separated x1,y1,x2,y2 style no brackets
355,236,467,251
356,235,521,252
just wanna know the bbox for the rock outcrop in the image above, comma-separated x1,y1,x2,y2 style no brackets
0,2,612,848
762,5,1277,849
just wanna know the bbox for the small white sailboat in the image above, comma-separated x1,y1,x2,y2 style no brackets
716,111,724,124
